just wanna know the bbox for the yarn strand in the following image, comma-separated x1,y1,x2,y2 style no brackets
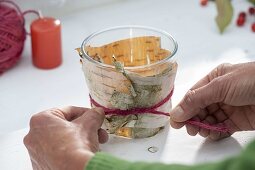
22,9,41,35
90,88,174,117
90,88,230,133
22,10,42,18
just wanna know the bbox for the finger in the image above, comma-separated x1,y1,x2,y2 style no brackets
98,128,109,144
198,115,228,141
170,77,225,123
219,131,231,139
75,107,105,132
212,109,228,123
190,75,211,91
224,118,240,134
59,106,89,121
209,130,221,141
199,128,209,138
170,118,185,129
206,103,220,114
23,134,31,148
199,121,210,138
31,160,40,170
190,63,233,90
198,111,211,138
186,117,200,136
197,109,208,121
199,115,216,138
170,106,211,131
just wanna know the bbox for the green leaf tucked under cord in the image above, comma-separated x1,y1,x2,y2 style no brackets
249,0,255,5
215,0,233,33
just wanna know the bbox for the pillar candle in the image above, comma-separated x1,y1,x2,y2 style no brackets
31,17,62,69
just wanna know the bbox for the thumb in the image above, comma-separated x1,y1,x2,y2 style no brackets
170,78,224,122
74,107,105,131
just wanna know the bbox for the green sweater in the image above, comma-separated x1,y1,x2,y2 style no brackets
86,140,255,170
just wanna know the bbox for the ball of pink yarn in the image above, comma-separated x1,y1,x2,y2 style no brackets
0,2,26,74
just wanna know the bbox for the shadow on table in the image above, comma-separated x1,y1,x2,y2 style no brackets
194,136,242,164
100,124,170,162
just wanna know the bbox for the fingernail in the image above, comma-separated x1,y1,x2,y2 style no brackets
170,106,184,121
94,107,105,115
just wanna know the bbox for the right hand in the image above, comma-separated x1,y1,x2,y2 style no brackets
170,62,255,140
24,107,108,170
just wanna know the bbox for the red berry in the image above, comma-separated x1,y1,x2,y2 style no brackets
252,23,255,32
238,12,246,18
248,7,255,15
200,0,208,6
237,17,245,26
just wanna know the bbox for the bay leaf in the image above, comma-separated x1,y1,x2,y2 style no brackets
249,0,255,5
215,0,233,33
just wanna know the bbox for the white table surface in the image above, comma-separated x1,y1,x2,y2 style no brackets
0,0,255,169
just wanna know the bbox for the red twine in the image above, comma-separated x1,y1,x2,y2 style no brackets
90,89,174,116
90,88,230,133
186,120,229,133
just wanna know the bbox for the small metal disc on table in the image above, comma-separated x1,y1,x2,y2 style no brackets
148,146,158,153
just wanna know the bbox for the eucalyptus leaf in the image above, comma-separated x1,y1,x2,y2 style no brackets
112,57,137,97
215,0,233,33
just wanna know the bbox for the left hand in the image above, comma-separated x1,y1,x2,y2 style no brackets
23,106,108,170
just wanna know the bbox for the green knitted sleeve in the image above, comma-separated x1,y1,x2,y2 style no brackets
86,140,255,170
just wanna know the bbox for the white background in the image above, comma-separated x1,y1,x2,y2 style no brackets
0,0,255,169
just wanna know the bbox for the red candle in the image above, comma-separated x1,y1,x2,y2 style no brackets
31,17,62,69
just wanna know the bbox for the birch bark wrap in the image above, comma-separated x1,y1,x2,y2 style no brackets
78,36,178,138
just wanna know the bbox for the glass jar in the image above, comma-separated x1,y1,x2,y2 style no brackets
78,25,178,138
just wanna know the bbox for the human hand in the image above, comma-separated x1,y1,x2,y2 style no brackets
23,106,108,170
170,62,255,140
